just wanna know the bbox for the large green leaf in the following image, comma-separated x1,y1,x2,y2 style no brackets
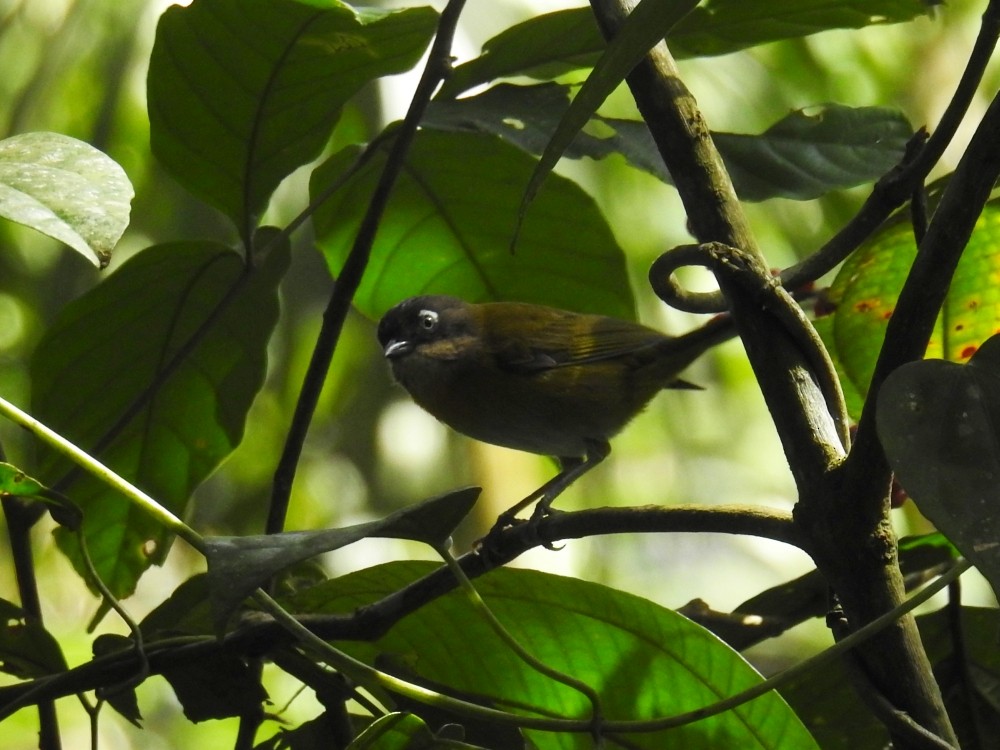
672,0,936,57
440,1,934,98
286,562,820,750
30,237,290,597
148,0,437,236
822,198,1000,403
425,85,912,201
310,130,634,320
0,132,132,268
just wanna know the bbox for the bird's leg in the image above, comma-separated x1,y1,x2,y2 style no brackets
490,439,611,534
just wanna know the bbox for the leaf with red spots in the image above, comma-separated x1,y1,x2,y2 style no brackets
877,334,1000,597
820,198,1000,416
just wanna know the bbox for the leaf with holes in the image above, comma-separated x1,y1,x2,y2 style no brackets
424,87,911,202
823,198,1000,412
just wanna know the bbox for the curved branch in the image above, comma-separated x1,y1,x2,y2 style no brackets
648,0,1000,315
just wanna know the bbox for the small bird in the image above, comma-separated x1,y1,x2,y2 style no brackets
377,295,734,520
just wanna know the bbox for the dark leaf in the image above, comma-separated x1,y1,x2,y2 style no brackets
32,236,290,598
92,634,143,727
425,85,912,201
877,334,1000,597
162,650,267,723
0,600,67,679
205,487,479,633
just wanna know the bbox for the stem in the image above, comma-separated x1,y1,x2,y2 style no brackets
0,396,205,554
266,0,469,535
437,544,604,730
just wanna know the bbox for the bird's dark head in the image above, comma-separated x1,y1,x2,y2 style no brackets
377,295,479,361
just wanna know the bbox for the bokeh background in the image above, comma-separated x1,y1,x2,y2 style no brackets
0,0,995,746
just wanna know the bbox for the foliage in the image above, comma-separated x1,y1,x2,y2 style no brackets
0,0,997,749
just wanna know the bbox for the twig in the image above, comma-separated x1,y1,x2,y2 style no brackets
266,0,469,535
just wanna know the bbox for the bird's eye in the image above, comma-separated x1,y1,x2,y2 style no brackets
417,309,438,331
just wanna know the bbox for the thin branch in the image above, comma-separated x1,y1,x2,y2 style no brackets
0,440,60,750
266,0,469,535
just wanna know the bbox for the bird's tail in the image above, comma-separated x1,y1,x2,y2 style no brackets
653,312,738,386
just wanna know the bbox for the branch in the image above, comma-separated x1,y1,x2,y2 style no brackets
586,0,990,745
0,502,798,712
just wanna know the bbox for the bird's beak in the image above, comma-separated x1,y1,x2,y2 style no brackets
383,339,413,359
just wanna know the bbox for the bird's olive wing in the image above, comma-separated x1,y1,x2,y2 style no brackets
488,310,667,374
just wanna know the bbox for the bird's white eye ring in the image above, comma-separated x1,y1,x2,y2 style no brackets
418,309,438,330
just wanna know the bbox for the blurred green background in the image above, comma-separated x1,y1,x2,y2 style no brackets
0,0,996,746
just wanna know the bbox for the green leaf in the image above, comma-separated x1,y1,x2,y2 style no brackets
148,0,437,236
31,236,290,598
311,130,634,321
0,462,81,529
204,488,479,631
0,462,45,498
670,0,936,58
708,106,912,201
826,198,1000,401
441,1,934,98
425,86,911,201
287,562,820,750
0,132,132,268
876,335,1000,597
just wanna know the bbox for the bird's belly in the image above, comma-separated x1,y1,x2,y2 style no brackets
409,365,640,458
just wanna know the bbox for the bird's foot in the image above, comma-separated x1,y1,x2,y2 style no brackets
475,510,525,562
526,498,564,550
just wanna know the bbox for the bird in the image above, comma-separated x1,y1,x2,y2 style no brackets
377,294,734,521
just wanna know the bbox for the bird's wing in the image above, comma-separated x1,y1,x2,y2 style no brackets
486,308,667,374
